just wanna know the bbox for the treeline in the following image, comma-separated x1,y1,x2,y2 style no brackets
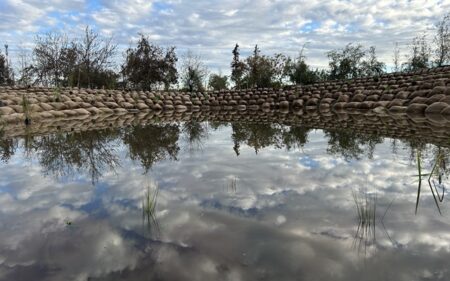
0,13,449,90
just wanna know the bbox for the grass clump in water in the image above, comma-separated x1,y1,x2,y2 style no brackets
413,148,446,215
352,189,378,256
142,184,160,237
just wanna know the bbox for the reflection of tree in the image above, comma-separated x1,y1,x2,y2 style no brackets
208,121,229,131
0,129,18,163
325,130,383,160
182,121,208,151
281,126,310,151
404,139,427,163
32,129,121,184
123,124,180,172
231,123,282,155
231,123,310,155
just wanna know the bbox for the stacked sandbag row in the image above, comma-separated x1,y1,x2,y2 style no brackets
289,67,450,119
0,89,198,123
3,108,450,149
1,66,450,124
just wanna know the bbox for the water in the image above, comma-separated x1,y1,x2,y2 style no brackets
0,119,449,281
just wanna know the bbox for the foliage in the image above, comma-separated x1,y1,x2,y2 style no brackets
327,44,385,80
208,73,228,90
72,67,119,89
243,45,275,88
286,52,324,85
230,44,247,89
122,34,178,90
327,43,365,80
0,49,14,85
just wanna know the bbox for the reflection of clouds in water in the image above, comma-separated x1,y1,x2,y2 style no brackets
0,165,93,214
0,219,140,281
0,127,450,280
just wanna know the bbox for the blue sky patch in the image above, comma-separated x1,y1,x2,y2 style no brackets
299,156,319,169
300,21,320,33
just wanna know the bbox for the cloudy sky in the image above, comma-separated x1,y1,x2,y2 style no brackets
0,0,449,74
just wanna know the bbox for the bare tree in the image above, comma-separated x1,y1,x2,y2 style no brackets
180,50,208,92
393,42,401,72
434,13,450,67
404,34,431,71
16,44,33,86
271,53,290,86
32,32,72,86
361,46,385,77
77,26,117,88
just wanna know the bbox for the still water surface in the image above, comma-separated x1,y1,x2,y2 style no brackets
0,121,449,280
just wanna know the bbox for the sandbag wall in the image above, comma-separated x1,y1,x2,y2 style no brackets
1,66,450,124
298,66,450,119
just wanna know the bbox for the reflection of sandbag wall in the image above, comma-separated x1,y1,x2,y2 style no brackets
0,66,450,124
2,109,450,150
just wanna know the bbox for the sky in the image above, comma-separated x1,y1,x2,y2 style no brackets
0,0,449,75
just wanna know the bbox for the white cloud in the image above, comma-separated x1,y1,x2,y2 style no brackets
0,0,449,74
